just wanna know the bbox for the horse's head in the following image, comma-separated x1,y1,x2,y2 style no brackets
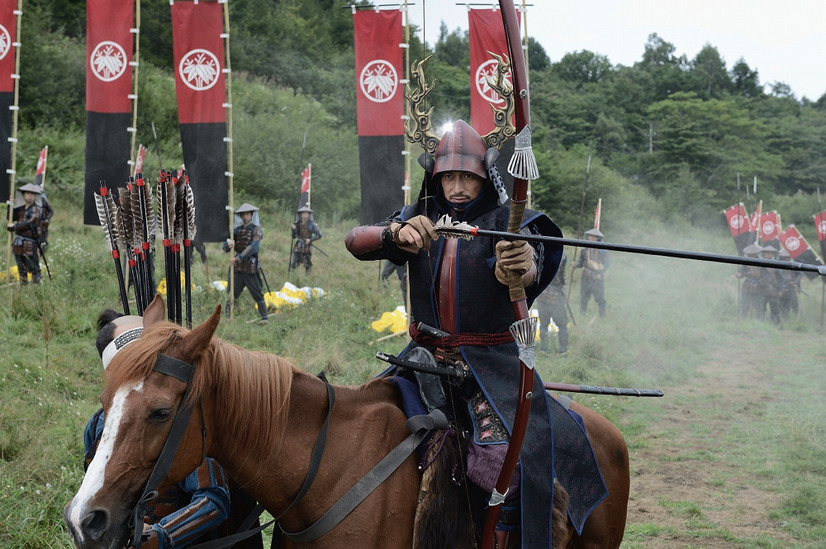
64,296,222,549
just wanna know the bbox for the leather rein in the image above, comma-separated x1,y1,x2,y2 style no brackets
135,355,446,549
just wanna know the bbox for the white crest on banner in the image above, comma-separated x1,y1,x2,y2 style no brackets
762,219,775,234
475,59,511,104
0,24,10,60
729,215,745,230
817,219,826,237
359,59,397,103
91,41,127,82
785,236,800,251
179,49,220,91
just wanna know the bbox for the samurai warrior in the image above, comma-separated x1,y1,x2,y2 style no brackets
346,104,607,545
7,182,53,284
290,205,322,274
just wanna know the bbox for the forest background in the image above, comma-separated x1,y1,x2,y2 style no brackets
10,0,826,238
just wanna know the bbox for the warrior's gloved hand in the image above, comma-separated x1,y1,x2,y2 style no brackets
495,239,534,285
392,215,439,253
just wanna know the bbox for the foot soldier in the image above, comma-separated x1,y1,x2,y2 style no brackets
535,252,568,353
290,205,322,274
7,182,53,284
736,243,764,319
574,228,609,316
224,203,268,324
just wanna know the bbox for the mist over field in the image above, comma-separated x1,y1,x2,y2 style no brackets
2,194,824,547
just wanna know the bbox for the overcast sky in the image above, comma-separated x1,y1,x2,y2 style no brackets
405,1,825,101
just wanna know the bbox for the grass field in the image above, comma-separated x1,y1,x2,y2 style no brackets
1,192,824,548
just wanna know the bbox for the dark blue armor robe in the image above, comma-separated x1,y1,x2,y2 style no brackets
355,181,607,547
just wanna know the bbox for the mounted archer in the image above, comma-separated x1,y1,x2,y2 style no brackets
345,51,619,548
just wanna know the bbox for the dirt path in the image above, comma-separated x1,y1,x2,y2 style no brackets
623,346,797,548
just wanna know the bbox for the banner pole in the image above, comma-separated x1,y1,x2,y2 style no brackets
222,0,235,320
402,0,411,323
129,0,141,177
817,187,825,333
4,0,21,284
736,174,742,320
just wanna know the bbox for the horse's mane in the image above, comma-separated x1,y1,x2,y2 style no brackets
106,321,296,460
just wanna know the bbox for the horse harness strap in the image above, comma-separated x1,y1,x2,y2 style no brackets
131,353,196,549
185,375,448,548
281,407,449,544
188,372,338,549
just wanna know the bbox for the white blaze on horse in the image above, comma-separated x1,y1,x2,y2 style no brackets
64,295,628,548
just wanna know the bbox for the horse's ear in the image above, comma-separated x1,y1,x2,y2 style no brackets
177,304,221,362
144,294,165,328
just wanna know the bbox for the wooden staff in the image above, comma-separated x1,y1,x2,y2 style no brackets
223,0,235,320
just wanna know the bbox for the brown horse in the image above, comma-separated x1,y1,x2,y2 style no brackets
64,296,628,548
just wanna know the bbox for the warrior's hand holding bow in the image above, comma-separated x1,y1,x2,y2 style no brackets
495,239,536,286
389,215,439,253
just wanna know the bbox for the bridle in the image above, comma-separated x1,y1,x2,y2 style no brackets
126,355,446,549
128,353,201,549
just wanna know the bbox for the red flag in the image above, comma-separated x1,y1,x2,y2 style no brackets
759,210,780,242
300,164,311,194
34,146,48,187
814,211,826,242
724,203,755,255
353,9,403,136
133,144,147,176
593,198,602,230
86,0,134,113
468,7,518,135
780,225,823,280
724,203,750,237
172,1,226,124
779,225,814,260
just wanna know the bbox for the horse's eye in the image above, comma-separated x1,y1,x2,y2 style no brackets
150,409,173,421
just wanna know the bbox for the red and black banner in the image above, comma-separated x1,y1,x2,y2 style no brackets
724,203,755,255
0,0,17,203
85,0,134,224
759,210,781,251
814,210,826,260
779,225,823,280
172,0,228,242
353,8,404,223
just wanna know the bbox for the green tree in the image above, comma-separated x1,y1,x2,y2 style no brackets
551,50,612,86
730,58,764,98
645,92,782,201
434,23,468,69
527,37,550,72
635,33,691,100
690,44,731,99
